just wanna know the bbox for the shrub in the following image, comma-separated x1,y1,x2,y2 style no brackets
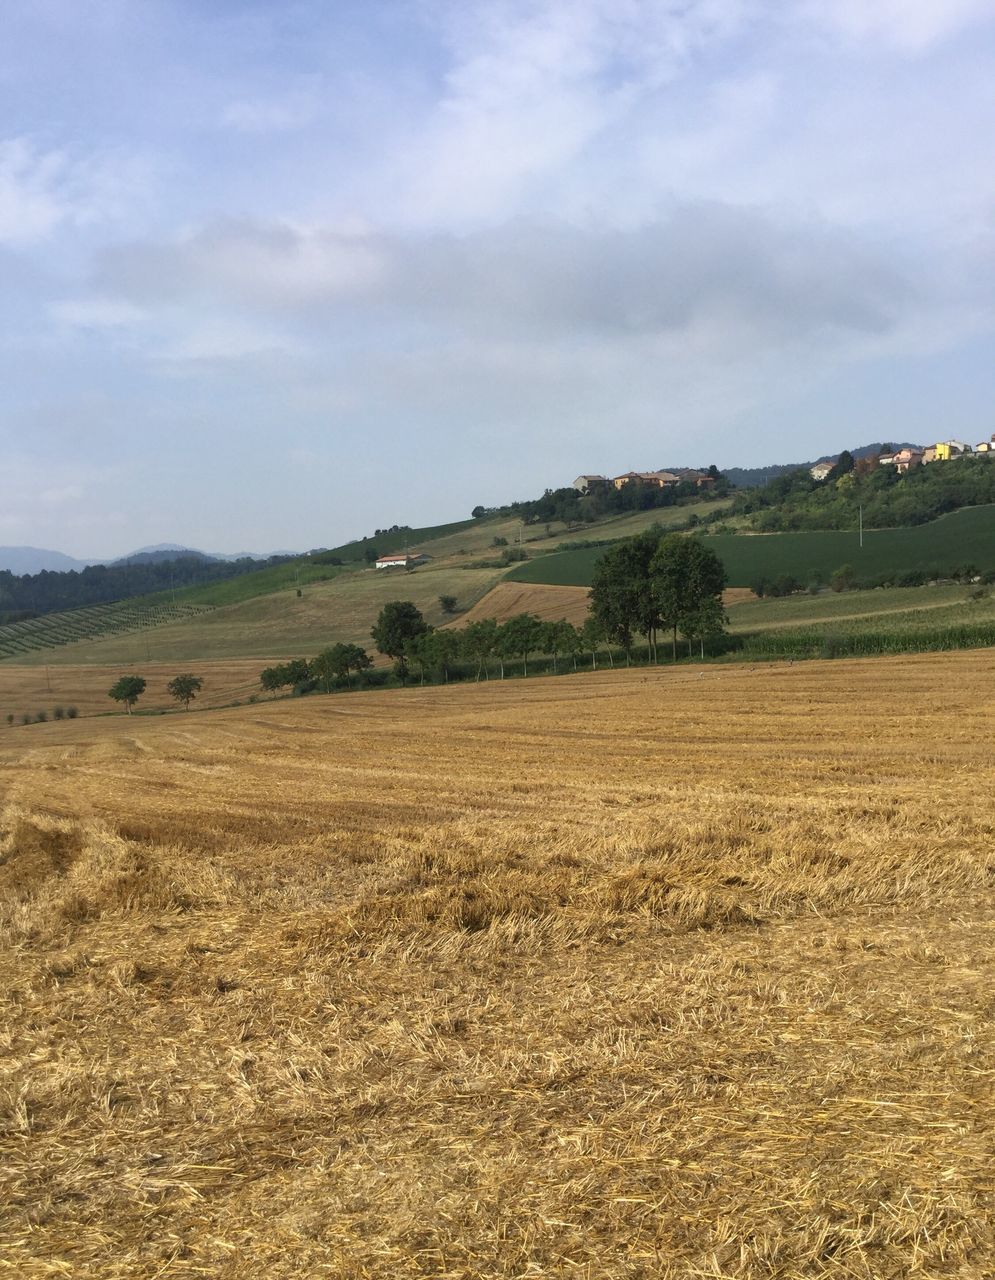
53,706,65,720
35,711,48,723
830,564,856,592
66,706,79,719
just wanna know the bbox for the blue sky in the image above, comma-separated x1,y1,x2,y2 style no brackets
2,0,994,556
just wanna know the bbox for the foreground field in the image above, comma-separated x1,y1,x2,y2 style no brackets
2,655,994,1277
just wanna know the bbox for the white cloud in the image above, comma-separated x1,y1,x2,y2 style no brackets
802,0,995,52
0,138,67,244
393,0,751,223
0,135,156,247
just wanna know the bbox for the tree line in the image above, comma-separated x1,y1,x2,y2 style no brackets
0,554,295,620
730,453,995,532
471,470,729,528
260,533,729,695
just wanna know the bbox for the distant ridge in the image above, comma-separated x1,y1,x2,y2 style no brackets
0,546,94,574
0,544,298,575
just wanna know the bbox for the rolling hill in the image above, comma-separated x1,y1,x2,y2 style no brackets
508,506,995,588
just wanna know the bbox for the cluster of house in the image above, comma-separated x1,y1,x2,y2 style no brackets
810,435,995,482
573,469,716,492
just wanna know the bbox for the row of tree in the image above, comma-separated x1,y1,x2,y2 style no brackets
108,673,203,713
260,533,729,695
261,610,619,693
589,531,727,661
471,470,728,528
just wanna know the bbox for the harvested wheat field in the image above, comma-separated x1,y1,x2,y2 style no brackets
446,581,593,629
2,652,995,1278
0,658,281,722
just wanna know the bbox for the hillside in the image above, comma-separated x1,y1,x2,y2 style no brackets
1,501,722,667
508,505,995,588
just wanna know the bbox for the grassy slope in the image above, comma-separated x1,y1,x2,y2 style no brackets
725,582,995,631
508,505,995,587
4,653,994,1277
2,501,728,666
20,564,506,666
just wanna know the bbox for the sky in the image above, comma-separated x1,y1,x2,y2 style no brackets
2,0,995,557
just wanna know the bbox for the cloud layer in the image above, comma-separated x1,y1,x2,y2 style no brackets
1,0,994,554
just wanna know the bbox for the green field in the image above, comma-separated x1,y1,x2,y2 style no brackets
508,506,995,587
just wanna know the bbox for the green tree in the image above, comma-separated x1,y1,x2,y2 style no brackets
499,613,542,676
649,535,727,661
541,619,579,674
438,594,458,615
556,620,583,672
312,644,372,690
589,529,664,663
260,666,284,695
580,614,609,668
259,659,309,695
108,675,146,714
167,673,203,710
460,618,498,680
828,450,855,481
424,629,461,682
830,563,856,592
371,601,428,681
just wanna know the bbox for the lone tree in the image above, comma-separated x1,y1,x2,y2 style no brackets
371,600,428,681
438,594,458,615
108,675,146,714
167,673,203,710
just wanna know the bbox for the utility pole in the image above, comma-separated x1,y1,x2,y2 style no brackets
859,504,863,549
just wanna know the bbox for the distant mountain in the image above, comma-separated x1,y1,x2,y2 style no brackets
110,548,217,566
110,543,297,565
0,546,95,574
0,543,299,575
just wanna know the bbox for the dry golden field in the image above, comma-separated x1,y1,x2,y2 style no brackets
445,581,594,629
2,652,994,1278
0,658,281,722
